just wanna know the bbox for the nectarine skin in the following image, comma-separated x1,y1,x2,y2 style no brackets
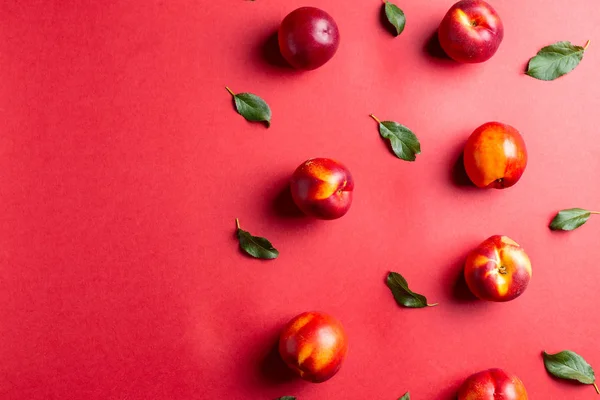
438,0,504,63
278,311,348,383
278,7,340,70
290,158,354,220
463,122,527,189
458,368,528,400
465,235,532,302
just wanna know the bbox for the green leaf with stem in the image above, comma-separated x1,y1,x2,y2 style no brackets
386,272,437,308
226,86,272,127
370,114,420,161
526,40,590,81
549,208,600,231
542,350,599,394
235,218,279,259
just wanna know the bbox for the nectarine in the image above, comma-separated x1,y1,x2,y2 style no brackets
464,235,532,302
290,158,354,220
278,311,348,383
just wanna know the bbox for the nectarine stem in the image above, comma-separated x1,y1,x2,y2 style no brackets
428,303,439,307
584,40,591,50
593,382,599,394
369,114,381,124
225,86,236,96
590,211,600,215
235,218,240,230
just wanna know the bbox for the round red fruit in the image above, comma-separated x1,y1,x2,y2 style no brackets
290,158,353,220
278,311,348,383
465,235,532,302
278,7,340,70
458,368,528,399
463,122,527,189
438,0,504,63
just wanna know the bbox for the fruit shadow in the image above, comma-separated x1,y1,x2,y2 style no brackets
257,333,299,385
272,185,305,219
422,29,468,72
448,139,476,189
267,175,315,222
258,30,295,71
432,381,462,400
443,253,479,303
423,29,453,61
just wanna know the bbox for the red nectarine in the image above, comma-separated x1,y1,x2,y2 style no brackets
278,7,340,70
438,0,504,63
464,235,532,302
458,368,528,399
278,311,348,383
290,158,354,220
463,122,527,189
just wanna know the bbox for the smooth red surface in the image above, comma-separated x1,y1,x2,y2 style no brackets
278,7,340,70
463,122,528,188
464,236,532,302
290,158,354,219
278,311,348,383
0,1,599,399
438,0,504,63
458,368,528,399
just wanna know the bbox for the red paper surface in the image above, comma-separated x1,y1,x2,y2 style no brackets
1,1,599,399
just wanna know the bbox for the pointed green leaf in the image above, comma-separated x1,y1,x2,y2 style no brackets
379,120,421,161
386,272,437,308
549,208,591,231
542,350,596,385
227,87,271,127
384,1,406,36
526,41,588,81
235,219,279,259
398,392,410,400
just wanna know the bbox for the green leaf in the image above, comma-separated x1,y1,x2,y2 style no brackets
398,392,410,400
235,219,279,259
526,41,589,81
542,350,596,385
370,115,420,161
275,397,296,400
384,1,406,36
226,87,271,127
386,272,437,308
549,208,593,231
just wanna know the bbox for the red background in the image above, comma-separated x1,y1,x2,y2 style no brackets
1,0,598,399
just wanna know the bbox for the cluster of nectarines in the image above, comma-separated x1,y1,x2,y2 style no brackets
265,0,533,398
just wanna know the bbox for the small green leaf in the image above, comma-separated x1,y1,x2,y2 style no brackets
526,40,589,81
542,350,596,386
386,272,437,308
370,115,420,161
226,87,271,127
235,219,279,259
384,1,406,36
398,392,410,400
549,208,594,231
275,397,296,400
